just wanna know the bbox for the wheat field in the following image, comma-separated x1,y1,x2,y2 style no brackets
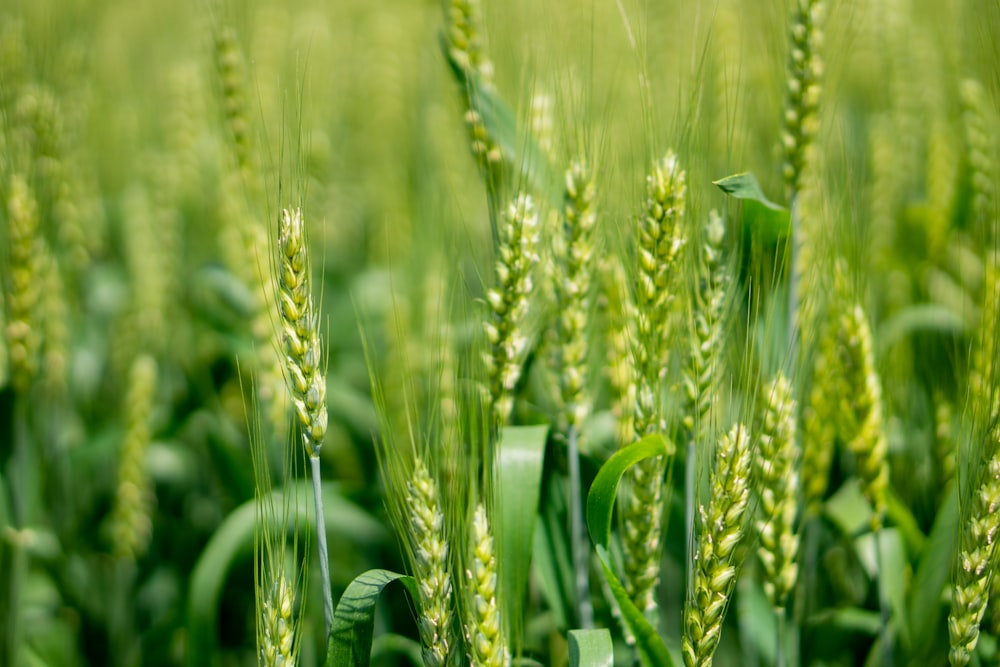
1,0,999,666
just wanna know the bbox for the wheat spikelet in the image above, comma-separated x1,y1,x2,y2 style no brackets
960,79,997,244
407,459,455,667
948,429,1000,667
682,424,753,667
214,26,254,180
633,152,687,437
555,159,597,432
835,303,889,528
465,503,508,667
782,0,825,202
621,152,686,618
109,355,158,562
683,210,728,441
260,574,296,667
445,0,503,184
754,373,799,610
484,193,538,426
4,173,43,393
276,207,328,458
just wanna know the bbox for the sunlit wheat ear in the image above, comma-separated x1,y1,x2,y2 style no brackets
465,503,508,667
683,210,729,442
407,459,455,667
682,423,753,667
277,207,328,457
444,0,503,183
484,193,539,426
109,355,158,562
960,79,998,243
4,173,43,393
555,158,597,432
948,429,1000,667
835,303,888,529
782,0,825,202
260,574,296,667
754,373,799,610
621,152,687,619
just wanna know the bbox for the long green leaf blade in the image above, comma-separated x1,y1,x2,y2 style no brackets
326,569,419,667
586,434,673,667
496,424,548,641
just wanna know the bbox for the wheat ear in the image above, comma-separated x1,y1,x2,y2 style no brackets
782,0,824,203
109,355,158,562
484,194,538,426
835,303,888,528
275,206,333,636
682,424,753,667
445,0,503,187
554,158,598,628
465,503,508,667
4,174,43,393
407,459,455,667
754,373,799,610
948,428,1000,667
260,575,296,667
622,152,686,618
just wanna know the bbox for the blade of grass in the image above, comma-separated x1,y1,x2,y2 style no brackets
586,434,674,667
496,424,548,644
325,569,420,667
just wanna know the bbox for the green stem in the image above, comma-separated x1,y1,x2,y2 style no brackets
775,606,786,667
875,526,892,667
685,440,695,602
568,426,592,628
3,398,30,666
111,560,138,667
4,532,27,667
788,195,801,359
310,455,333,641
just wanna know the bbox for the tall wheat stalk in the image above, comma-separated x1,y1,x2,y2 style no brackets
274,206,333,637
622,152,687,620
